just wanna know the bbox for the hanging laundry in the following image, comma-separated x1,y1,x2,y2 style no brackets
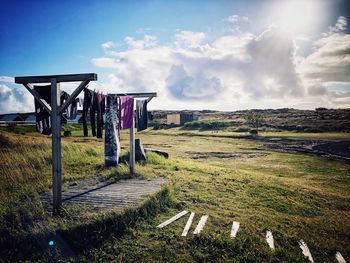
68,97,80,120
105,94,120,167
82,88,96,137
94,92,105,139
34,85,51,135
60,91,70,123
33,87,71,134
136,99,148,131
119,96,134,129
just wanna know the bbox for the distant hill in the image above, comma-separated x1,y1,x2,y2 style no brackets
150,108,350,132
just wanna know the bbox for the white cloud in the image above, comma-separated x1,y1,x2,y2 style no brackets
228,15,248,24
101,41,116,49
298,16,350,102
0,84,33,113
0,76,14,83
91,57,119,68
125,34,157,49
175,31,205,48
86,16,349,110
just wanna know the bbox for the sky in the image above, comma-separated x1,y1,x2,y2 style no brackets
0,0,350,113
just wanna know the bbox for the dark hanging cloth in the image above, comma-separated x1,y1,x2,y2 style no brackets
82,88,95,137
34,85,51,135
60,91,70,124
104,94,120,167
60,91,79,120
136,99,148,132
94,92,105,139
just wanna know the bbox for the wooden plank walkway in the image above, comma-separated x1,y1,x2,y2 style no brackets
41,177,166,210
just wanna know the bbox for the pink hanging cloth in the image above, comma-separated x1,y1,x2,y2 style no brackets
119,96,134,129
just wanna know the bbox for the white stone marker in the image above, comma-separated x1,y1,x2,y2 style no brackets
181,212,195,237
299,240,314,263
157,210,189,228
230,221,240,238
336,252,346,263
193,215,209,234
266,230,275,250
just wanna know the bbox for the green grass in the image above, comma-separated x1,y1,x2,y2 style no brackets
146,127,350,139
0,124,349,262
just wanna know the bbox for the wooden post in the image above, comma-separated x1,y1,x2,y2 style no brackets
15,73,97,215
129,113,135,174
51,78,62,214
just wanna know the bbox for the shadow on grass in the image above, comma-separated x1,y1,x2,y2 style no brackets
1,187,174,262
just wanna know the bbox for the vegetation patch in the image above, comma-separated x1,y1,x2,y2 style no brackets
247,184,322,216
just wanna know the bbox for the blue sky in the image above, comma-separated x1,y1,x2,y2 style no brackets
1,0,350,113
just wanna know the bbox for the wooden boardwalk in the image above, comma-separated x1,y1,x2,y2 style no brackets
41,177,166,210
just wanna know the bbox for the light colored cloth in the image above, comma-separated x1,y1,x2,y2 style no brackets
105,94,120,167
119,96,134,129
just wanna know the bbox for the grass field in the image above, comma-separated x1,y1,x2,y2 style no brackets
0,124,349,262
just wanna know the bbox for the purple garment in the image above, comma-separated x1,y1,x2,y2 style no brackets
119,96,134,129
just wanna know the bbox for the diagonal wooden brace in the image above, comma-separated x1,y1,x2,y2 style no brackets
58,79,90,115
23,83,52,115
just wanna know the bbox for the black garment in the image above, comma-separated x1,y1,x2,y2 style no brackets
60,91,70,124
93,92,105,139
34,88,75,134
82,89,95,137
34,85,51,135
104,94,120,167
136,99,148,132
69,98,79,120
82,89,105,138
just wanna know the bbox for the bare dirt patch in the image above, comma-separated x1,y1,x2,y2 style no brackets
255,137,350,163
186,151,268,159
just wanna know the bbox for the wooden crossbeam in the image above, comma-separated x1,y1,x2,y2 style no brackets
15,73,97,84
110,92,157,98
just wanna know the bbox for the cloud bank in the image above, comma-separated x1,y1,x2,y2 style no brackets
89,15,350,110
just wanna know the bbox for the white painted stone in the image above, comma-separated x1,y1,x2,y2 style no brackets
336,252,346,263
181,212,195,237
299,240,314,263
230,221,240,238
193,215,209,234
266,230,275,250
157,210,189,228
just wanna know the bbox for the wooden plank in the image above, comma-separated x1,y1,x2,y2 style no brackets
51,79,62,214
181,212,195,237
23,83,52,114
110,92,157,98
230,221,240,238
193,215,209,234
15,73,97,84
336,252,346,263
299,240,314,263
157,210,189,228
59,79,90,114
266,230,275,250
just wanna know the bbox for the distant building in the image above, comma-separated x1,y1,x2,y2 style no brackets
24,114,36,123
0,114,24,123
167,113,196,125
